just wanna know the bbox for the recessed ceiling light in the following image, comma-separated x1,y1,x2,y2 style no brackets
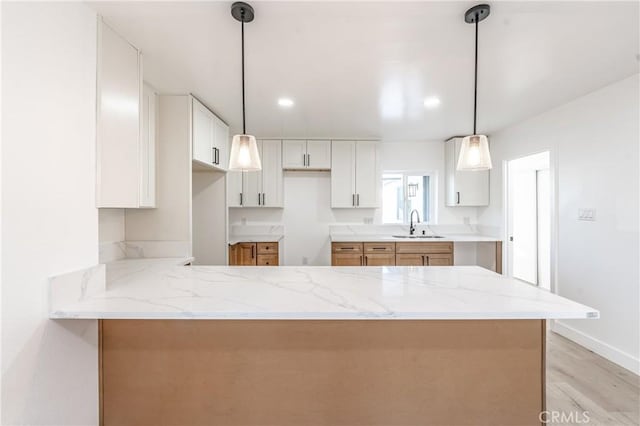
278,98,294,108
423,96,441,109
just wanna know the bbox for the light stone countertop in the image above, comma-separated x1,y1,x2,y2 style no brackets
50,261,598,321
330,234,502,243
228,234,284,245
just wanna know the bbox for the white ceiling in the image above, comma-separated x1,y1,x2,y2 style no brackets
89,1,639,141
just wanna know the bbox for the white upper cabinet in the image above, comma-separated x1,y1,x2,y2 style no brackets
139,83,157,208
445,137,489,206
96,17,146,208
191,97,228,171
282,140,331,170
282,140,306,169
228,140,284,208
331,141,379,208
306,140,331,170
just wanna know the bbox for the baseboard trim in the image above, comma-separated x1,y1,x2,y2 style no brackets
552,320,640,375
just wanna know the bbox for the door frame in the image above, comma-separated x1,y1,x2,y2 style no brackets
502,150,557,294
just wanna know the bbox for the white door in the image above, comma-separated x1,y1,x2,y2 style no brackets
536,169,551,290
331,141,356,208
306,140,331,170
261,140,283,207
96,18,141,208
242,140,263,207
192,98,213,164
354,141,379,208
213,116,228,170
227,170,244,207
282,140,306,169
139,83,156,208
511,169,538,284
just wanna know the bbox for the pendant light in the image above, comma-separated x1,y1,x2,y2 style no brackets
457,4,492,171
228,2,262,171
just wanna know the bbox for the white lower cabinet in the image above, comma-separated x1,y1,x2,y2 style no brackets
227,140,283,208
445,137,489,206
331,141,380,208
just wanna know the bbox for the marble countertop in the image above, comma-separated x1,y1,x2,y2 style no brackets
228,234,284,245
50,262,598,320
330,234,501,242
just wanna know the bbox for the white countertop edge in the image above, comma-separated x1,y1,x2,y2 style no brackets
50,310,599,320
330,234,501,242
229,235,284,245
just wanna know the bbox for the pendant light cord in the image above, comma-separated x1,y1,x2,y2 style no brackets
241,17,246,134
473,16,478,135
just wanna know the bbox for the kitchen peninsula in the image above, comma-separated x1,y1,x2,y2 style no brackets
51,261,597,426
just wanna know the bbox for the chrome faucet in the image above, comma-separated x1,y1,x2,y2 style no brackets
409,209,420,235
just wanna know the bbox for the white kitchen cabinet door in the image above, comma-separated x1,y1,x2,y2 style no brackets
260,140,283,207
192,98,214,165
282,140,306,169
306,140,331,170
241,138,263,208
139,83,157,208
331,141,357,208
96,18,141,208
213,116,229,170
445,138,489,206
354,141,380,208
227,170,244,207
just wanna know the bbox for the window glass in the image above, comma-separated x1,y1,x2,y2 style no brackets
382,173,432,224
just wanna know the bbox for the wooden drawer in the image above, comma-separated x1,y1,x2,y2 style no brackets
331,253,363,266
363,253,395,266
257,242,278,255
425,253,453,266
332,242,363,253
395,253,425,266
257,254,279,266
363,242,395,253
395,242,453,254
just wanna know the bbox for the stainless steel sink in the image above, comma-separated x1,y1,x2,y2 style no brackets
392,235,445,239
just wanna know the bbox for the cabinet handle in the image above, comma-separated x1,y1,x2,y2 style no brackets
303,153,306,166
360,255,363,266
357,194,360,206
456,192,460,205
258,193,261,206
372,247,386,250
307,154,310,167
364,255,368,266
352,194,355,206
340,247,354,251
240,193,243,206
262,193,266,205
251,245,255,259
425,256,430,266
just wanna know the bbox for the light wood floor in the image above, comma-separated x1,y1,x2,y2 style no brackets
547,331,639,426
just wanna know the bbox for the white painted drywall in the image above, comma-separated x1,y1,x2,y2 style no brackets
477,74,640,373
230,141,480,266
99,208,125,243
2,3,99,424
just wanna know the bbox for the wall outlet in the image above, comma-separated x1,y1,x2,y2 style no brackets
302,257,308,265
578,208,596,221
363,217,374,224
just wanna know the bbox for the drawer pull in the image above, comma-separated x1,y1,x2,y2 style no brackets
340,247,355,251
372,247,386,250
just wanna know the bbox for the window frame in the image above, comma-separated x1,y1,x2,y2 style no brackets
381,170,437,225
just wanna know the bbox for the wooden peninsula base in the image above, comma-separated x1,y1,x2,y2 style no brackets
99,319,545,426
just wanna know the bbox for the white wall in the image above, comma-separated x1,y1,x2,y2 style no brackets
99,208,125,243
2,3,99,424
477,74,640,373
230,141,480,266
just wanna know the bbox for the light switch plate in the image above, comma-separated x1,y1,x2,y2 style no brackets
578,208,596,221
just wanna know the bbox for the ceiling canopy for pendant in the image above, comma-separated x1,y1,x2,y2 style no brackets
228,2,262,171
457,4,493,172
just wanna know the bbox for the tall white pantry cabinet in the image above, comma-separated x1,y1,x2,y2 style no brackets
330,141,380,208
96,17,156,209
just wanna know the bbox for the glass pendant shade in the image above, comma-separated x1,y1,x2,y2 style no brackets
456,134,492,171
228,134,262,171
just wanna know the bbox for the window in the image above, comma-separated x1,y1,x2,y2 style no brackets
382,172,433,224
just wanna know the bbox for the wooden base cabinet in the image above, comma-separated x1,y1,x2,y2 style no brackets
229,242,279,266
331,241,454,267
